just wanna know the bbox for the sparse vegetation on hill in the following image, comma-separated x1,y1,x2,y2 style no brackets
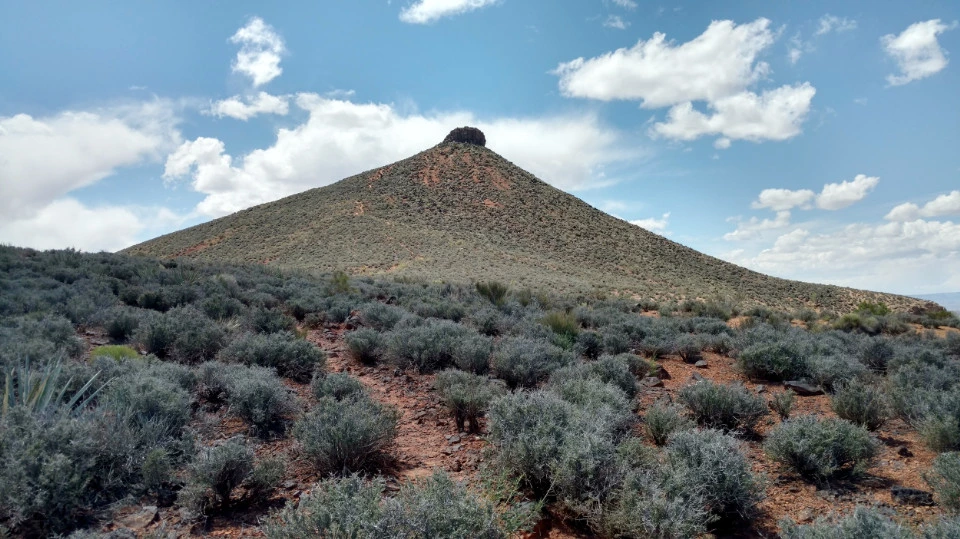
0,245,958,537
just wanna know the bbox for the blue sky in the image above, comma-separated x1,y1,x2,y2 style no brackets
1,0,958,295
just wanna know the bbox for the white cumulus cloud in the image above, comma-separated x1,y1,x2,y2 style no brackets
610,0,637,9
815,174,879,210
882,19,958,86
603,15,629,30
230,17,286,87
208,92,290,120
815,15,857,36
163,94,641,217
630,212,669,232
399,0,500,24
724,211,792,241
0,101,181,223
752,188,816,211
886,190,960,221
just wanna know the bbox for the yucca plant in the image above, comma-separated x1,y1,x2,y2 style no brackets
2,358,105,418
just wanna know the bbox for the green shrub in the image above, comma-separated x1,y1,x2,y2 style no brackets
808,354,868,392
491,337,573,388
89,344,139,362
765,416,879,481
645,402,695,446
263,474,383,538
575,330,604,359
135,305,225,363
857,301,891,316
476,281,509,307
359,302,405,331
770,390,796,420
180,437,282,516
831,379,890,431
737,342,809,381
219,331,325,382
142,448,172,492
311,372,366,401
860,339,895,373
294,395,399,473
541,311,579,339
225,366,294,436
780,506,911,539
551,355,637,398
386,320,492,373
667,429,762,519
677,380,767,433
926,452,960,513
201,294,245,321
102,374,192,439
345,328,384,365
548,377,635,437
600,467,711,539
434,369,507,433
247,307,297,334
673,334,702,362
104,307,140,341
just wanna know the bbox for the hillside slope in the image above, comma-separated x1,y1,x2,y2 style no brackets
124,137,924,312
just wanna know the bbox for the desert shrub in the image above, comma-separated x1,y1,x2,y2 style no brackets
219,331,325,382
808,354,868,392
142,448,173,493
677,380,767,433
225,366,294,436
860,339,896,373
551,355,637,398
470,306,506,336
294,395,399,473
201,294,246,321
600,467,711,539
247,307,296,334
196,361,241,405
765,416,879,481
541,310,579,339
90,344,139,362
476,281,509,307
780,506,912,539
345,328,384,365
263,471,527,539
831,379,890,431
638,328,677,358
101,374,192,440
492,337,573,388
386,320,492,373
359,302,405,331
608,353,657,378
103,306,141,341
701,333,734,355
673,334,702,362
136,305,225,363
548,377,635,437
180,437,282,516
737,342,809,381
927,452,960,512
311,372,366,401
770,390,796,420
575,330,604,360
667,429,762,519
645,402,695,446
434,369,507,433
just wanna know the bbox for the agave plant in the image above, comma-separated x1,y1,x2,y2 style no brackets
2,358,105,418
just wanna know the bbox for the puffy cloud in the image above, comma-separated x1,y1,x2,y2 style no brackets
0,101,181,223
630,212,669,232
603,15,629,30
555,18,775,107
164,94,641,217
724,211,791,241
610,0,637,9
752,188,815,211
886,190,960,221
208,92,289,120
723,219,960,294
0,198,184,252
651,83,816,143
815,174,879,210
399,0,500,24
882,19,958,86
815,15,857,36
230,17,285,87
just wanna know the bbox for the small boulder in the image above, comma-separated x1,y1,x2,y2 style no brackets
890,486,935,506
694,360,709,368
117,506,157,530
784,380,824,396
641,376,664,388
443,126,486,146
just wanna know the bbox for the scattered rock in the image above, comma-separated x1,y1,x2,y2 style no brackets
282,480,297,490
641,377,664,388
447,435,461,444
797,509,814,523
694,360,708,368
690,372,705,382
117,506,157,530
891,486,935,506
784,381,824,396
755,384,766,394
652,365,671,380
898,446,914,458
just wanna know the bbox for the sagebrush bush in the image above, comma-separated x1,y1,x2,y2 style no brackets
311,371,366,401
859,339,895,373
359,302,405,331
737,342,809,381
667,429,763,519
136,305,225,363
780,506,912,539
550,355,637,398
673,334,702,362
548,377,636,437
102,373,193,440
345,328,384,365
491,336,573,388
434,369,507,432
770,390,796,420
677,380,767,433
645,402,695,446
219,331,325,382
180,437,282,516
103,306,140,341
927,451,960,513
247,307,297,334
225,366,294,436
386,320,492,373
575,330,604,359
600,467,711,539
765,416,879,481
294,395,399,473
807,354,868,392
831,379,890,431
